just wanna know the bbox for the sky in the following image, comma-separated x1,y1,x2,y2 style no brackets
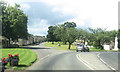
4,0,120,36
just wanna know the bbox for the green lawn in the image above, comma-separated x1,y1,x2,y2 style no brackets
90,47,120,52
1,48,37,70
90,47,106,51
45,42,103,51
45,42,119,52
45,42,76,51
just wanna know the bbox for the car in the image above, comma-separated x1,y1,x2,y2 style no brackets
36,43,39,45
76,44,89,52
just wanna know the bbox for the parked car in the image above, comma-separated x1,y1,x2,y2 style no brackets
76,44,89,52
36,43,39,45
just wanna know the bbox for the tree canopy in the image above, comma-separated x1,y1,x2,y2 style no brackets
88,28,117,49
47,26,59,44
2,3,28,42
47,21,118,50
64,22,76,28
66,28,77,49
47,22,77,49
118,29,120,49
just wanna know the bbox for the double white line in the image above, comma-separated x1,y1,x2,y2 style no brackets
76,54,96,70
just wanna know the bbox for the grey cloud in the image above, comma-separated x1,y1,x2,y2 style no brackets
23,2,75,26
21,2,77,35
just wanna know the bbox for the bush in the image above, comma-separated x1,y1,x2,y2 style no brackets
93,42,104,50
8,54,19,66
93,42,99,48
2,45,6,48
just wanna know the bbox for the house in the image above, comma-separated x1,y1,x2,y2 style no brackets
18,35,46,46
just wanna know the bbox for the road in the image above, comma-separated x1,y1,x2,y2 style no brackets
98,52,119,70
23,42,119,72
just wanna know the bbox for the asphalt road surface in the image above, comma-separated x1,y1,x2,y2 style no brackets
25,42,118,71
98,52,119,70
4,42,118,72
4,42,119,72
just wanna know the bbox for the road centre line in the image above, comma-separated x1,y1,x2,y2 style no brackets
40,54,50,61
78,54,97,70
76,54,95,70
39,51,65,61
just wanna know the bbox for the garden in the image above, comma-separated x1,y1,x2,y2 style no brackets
1,48,37,70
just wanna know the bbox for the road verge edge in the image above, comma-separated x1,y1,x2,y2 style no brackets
97,53,117,72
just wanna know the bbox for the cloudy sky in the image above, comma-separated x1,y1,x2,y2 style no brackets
5,0,120,36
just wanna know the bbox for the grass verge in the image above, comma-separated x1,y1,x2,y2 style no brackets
45,42,76,51
1,48,37,70
45,42,119,52
90,47,107,51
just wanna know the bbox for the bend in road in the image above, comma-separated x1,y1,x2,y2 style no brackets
25,43,113,71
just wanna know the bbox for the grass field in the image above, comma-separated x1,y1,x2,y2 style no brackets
89,47,106,51
1,48,37,70
45,42,76,51
45,42,104,51
45,42,119,52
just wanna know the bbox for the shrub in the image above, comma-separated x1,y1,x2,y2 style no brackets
1,54,20,67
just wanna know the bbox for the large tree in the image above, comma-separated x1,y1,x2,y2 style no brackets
47,26,59,44
54,22,77,49
77,29,90,44
88,28,117,49
54,24,67,44
64,22,76,28
66,28,77,49
118,29,120,49
2,3,28,43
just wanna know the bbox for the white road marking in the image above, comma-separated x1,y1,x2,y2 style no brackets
39,51,65,61
76,54,95,70
40,54,50,61
97,52,116,71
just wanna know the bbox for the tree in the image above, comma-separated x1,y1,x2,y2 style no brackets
51,22,77,49
54,24,67,44
87,33,95,46
64,22,76,28
54,22,77,49
88,28,117,49
2,3,28,45
54,22,77,45
47,26,59,44
118,29,120,49
63,22,77,45
77,29,90,44
66,28,77,49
